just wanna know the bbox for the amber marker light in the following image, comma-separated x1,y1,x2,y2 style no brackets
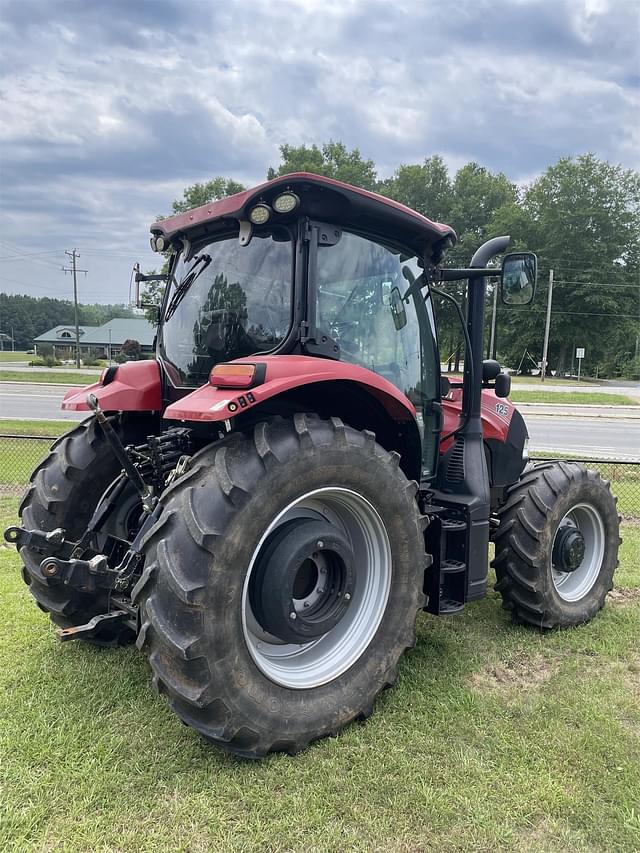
209,363,259,389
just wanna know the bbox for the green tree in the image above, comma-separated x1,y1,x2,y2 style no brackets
0,293,133,350
268,141,378,191
171,177,246,213
495,155,640,376
379,155,453,223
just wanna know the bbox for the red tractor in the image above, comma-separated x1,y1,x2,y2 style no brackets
7,174,620,758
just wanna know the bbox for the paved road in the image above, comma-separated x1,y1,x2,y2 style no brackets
1,382,638,459
525,415,639,460
0,383,85,422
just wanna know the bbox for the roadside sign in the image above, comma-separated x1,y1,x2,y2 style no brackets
576,347,585,359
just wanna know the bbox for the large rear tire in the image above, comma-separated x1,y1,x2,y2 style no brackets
492,461,620,628
134,415,428,757
19,415,151,645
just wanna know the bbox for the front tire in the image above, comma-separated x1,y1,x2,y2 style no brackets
492,461,620,628
134,415,427,757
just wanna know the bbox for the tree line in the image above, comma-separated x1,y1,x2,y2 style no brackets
170,144,639,379
0,294,134,351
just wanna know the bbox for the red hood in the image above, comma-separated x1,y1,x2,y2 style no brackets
441,387,514,451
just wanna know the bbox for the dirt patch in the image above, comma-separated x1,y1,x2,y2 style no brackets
470,651,558,694
608,587,640,604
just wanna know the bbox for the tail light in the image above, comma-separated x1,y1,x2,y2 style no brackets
209,363,265,389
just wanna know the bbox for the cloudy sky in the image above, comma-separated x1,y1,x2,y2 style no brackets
1,0,638,304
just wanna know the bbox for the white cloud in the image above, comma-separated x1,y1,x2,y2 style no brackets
0,0,637,301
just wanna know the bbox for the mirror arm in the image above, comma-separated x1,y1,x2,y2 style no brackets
134,272,169,283
437,268,499,282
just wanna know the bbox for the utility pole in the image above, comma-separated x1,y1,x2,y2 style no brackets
62,249,87,369
488,280,498,360
540,269,553,383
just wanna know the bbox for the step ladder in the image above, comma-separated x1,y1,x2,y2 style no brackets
424,513,467,616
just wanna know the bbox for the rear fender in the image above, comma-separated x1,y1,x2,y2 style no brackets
163,355,417,425
61,360,163,412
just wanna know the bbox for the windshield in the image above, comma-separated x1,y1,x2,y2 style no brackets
161,229,293,386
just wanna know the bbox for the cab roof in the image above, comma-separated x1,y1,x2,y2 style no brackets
151,172,457,262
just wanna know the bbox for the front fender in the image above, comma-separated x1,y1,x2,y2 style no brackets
163,355,417,424
61,360,163,412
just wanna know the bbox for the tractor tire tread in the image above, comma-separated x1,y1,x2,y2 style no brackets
137,414,426,758
491,460,619,629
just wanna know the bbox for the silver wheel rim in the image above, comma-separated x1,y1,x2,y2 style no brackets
242,487,392,689
551,502,605,602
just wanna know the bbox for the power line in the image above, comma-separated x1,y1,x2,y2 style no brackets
0,241,66,272
529,282,639,291
0,250,64,261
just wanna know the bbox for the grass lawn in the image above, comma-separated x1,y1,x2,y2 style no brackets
0,419,73,437
0,351,30,362
1,489,639,852
510,390,636,406
0,370,99,385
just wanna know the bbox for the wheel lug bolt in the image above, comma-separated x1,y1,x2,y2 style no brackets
316,540,324,548
303,602,309,608
344,593,351,601
320,567,326,574
289,611,297,620
317,588,324,594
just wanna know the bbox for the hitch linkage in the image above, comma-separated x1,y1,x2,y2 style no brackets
5,525,75,559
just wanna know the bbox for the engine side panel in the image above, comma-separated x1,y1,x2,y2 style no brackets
61,360,163,412
440,387,528,487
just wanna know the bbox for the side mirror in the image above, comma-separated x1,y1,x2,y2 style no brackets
500,252,537,306
495,373,511,398
482,359,501,382
389,286,407,330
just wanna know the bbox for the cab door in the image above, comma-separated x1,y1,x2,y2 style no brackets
313,228,441,480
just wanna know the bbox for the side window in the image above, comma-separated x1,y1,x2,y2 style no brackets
316,231,421,399
315,231,440,478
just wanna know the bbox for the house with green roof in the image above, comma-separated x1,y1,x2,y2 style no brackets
34,318,155,359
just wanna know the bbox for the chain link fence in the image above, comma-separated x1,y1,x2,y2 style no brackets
0,434,639,518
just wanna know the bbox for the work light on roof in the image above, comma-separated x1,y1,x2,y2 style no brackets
249,203,271,225
273,192,300,214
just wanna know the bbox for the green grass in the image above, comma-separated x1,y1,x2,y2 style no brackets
0,490,639,852
0,370,99,385
510,390,636,405
0,351,30,362
0,419,72,437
